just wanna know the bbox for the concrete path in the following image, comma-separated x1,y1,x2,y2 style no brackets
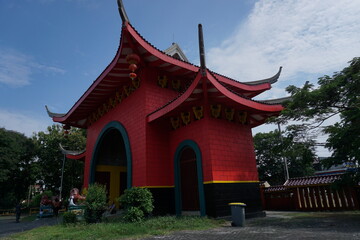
0,216,60,238
143,211,360,240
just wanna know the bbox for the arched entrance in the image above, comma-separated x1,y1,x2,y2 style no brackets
180,148,199,211
174,140,206,216
90,121,132,203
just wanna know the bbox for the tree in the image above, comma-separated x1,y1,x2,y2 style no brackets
254,128,316,186
278,57,360,169
33,124,86,199
0,128,38,208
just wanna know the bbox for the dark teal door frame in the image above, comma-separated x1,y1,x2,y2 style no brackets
89,121,132,189
174,140,206,216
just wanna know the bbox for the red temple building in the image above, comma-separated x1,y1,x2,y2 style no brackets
47,0,287,217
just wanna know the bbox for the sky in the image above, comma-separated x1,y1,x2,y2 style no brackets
0,0,359,157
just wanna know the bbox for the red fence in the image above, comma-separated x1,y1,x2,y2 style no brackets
262,175,360,211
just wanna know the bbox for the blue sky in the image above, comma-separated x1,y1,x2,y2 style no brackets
1,0,360,156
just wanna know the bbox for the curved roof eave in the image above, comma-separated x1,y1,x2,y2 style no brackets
125,22,199,73
45,105,66,118
214,66,282,88
260,96,292,105
52,32,125,123
242,66,282,85
213,72,271,92
207,70,284,113
147,70,284,122
51,22,199,124
147,70,203,122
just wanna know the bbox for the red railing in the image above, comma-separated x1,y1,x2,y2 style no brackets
262,185,359,211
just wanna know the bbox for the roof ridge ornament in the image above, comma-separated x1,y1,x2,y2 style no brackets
198,24,206,76
117,0,129,24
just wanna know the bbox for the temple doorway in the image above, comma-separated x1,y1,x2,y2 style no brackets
180,147,200,211
94,128,127,203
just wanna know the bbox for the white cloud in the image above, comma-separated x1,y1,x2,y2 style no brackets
0,48,65,87
208,0,360,85
0,109,53,137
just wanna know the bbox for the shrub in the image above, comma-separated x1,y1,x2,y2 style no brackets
118,187,154,222
122,206,144,222
84,183,107,223
30,190,53,207
62,211,77,225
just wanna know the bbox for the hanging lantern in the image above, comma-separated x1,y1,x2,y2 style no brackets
63,124,70,138
126,53,140,65
63,124,70,130
129,72,137,80
129,63,137,72
126,54,140,80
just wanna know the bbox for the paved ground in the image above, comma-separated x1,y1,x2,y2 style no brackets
0,215,60,238
1,211,359,239
143,211,360,240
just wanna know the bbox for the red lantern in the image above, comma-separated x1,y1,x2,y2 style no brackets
63,124,71,130
129,72,137,80
129,63,137,72
126,53,140,65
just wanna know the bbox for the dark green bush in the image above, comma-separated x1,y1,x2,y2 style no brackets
62,211,77,225
122,206,144,222
118,187,154,222
84,183,107,223
30,190,53,207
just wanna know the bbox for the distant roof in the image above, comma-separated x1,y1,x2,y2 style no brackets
284,174,342,187
164,43,189,62
264,185,287,192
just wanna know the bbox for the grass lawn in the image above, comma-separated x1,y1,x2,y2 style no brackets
5,216,224,240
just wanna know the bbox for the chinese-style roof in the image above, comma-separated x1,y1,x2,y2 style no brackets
47,2,286,128
264,185,288,193
284,174,342,187
60,143,86,161
147,69,284,126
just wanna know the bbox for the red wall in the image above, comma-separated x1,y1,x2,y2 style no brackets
83,66,180,187
83,65,259,188
205,118,259,182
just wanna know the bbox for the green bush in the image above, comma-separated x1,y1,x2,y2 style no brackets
118,187,154,222
122,206,144,222
84,183,107,223
62,211,77,225
30,190,53,207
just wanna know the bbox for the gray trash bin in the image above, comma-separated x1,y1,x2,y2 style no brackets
229,202,246,227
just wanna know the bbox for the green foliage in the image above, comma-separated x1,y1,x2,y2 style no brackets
254,129,315,185
0,128,38,208
32,124,86,198
122,206,144,222
119,187,154,222
30,191,53,207
331,172,360,190
62,211,77,225
84,183,107,223
278,57,360,168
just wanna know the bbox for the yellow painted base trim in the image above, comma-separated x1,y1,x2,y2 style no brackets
138,186,174,188
96,165,127,172
203,180,260,184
